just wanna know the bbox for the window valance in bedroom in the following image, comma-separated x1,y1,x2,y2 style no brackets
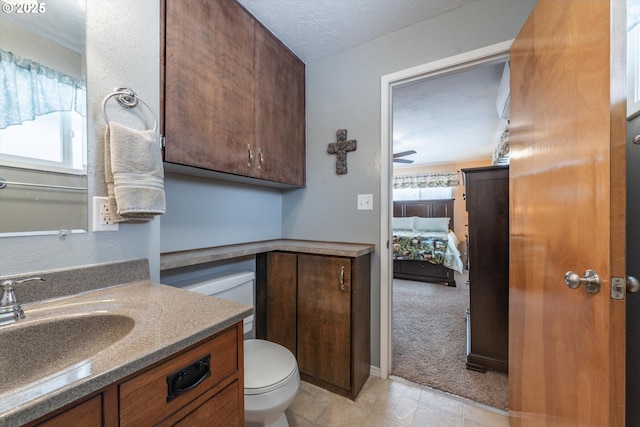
393,171,459,189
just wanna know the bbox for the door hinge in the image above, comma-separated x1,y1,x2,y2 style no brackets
161,135,166,149
611,277,625,300
386,240,389,249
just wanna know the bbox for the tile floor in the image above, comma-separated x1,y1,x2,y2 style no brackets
285,376,509,427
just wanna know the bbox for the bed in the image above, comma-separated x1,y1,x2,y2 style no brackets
392,199,463,286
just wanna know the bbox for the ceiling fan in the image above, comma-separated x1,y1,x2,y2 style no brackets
393,150,416,164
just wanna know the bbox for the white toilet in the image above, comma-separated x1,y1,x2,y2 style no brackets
182,271,299,427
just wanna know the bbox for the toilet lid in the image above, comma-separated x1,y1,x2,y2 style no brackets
244,339,298,395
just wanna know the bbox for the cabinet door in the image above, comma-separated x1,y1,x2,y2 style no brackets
266,252,298,355
164,0,255,176
254,24,305,186
172,380,241,427
36,395,102,427
297,254,351,390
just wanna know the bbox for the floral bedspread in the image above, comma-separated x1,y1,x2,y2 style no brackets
392,231,464,273
392,233,449,264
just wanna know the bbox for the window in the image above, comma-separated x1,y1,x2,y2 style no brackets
0,49,86,173
0,110,85,172
393,186,453,200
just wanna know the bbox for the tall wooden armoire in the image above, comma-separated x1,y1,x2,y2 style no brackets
462,165,509,373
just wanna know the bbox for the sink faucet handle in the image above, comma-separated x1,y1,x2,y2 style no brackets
1,277,46,288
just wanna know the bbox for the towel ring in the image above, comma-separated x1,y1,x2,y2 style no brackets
101,86,158,133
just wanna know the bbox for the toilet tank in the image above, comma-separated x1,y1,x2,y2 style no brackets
180,271,255,336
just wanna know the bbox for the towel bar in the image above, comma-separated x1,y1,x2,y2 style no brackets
0,177,87,191
101,86,158,133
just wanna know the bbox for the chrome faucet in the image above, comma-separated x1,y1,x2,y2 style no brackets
0,277,45,326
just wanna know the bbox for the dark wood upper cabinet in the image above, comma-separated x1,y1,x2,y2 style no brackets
254,24,306,187
162,0,305,187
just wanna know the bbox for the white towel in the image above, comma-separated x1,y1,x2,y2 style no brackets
104,122,165,222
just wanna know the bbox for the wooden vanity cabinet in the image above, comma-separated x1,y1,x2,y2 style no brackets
162,0,305,187
462,165,509,373
34,395,104,427
257,251,371,400
28,322,244,427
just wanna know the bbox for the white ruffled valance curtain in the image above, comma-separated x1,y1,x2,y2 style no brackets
0,49,86,130
393,171,459,189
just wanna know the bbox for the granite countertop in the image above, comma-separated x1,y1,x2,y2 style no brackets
161,239,376,270
0,280,252,427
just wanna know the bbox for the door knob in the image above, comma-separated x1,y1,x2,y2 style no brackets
564,270,600,294
628,276,640,293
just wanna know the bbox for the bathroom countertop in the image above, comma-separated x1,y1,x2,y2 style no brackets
0,280,252,427
160,239,376,270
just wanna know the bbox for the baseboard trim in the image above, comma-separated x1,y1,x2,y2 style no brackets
370,366,382,378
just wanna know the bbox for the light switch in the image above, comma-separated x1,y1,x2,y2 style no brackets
357,194,373,210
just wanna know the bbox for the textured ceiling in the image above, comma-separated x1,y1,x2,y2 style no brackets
393,62,507,167
236,0,476,63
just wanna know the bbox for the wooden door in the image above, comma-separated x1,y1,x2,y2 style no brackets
297,254,351,391
509,1,626,426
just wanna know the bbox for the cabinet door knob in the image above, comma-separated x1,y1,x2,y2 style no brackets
339,266,346,291
258,147,264,170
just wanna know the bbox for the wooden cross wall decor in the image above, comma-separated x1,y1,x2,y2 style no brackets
327,129,357,175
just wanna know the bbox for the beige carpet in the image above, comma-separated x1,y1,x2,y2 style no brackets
392,278,508,410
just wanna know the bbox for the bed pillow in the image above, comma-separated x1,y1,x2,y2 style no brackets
414,217,450,233
392,217,415,231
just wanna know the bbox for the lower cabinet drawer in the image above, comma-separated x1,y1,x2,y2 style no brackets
169,380,241,427
35,395,102,427
119,325,239,427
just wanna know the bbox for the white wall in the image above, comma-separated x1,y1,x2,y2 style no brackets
286,0,538,367
0,19,82,78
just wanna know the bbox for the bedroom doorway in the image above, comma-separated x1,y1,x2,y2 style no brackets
380,41,512,409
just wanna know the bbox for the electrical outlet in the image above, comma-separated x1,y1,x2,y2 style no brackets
93,197,119,231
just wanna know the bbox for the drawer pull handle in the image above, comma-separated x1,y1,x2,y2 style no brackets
166,354,211,402
339,265,346,291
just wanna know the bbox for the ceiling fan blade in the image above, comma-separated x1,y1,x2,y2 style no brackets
393,158,414,164
393,150,417,158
